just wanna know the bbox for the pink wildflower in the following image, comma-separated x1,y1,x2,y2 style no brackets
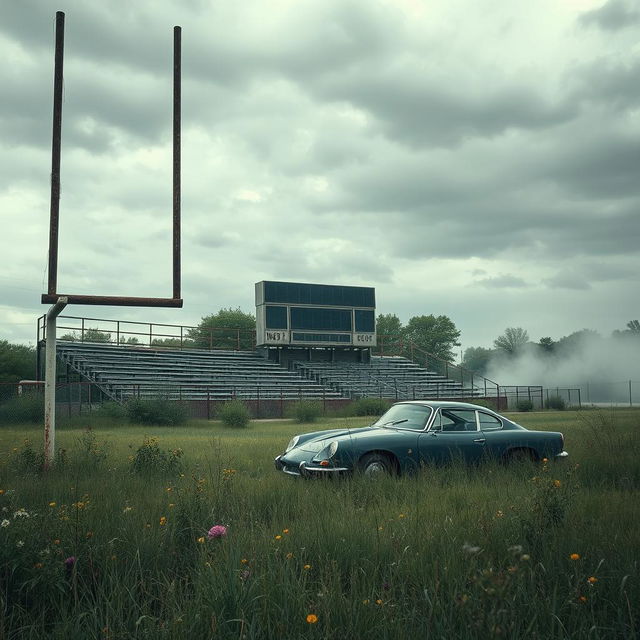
208,525,227,539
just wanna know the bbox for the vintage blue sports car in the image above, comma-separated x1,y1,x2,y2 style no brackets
274,401,568,477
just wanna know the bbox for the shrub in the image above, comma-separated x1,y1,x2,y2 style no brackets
130,436,183,475
0,394,44,424
218,399,251,428
348,397,391,417
516,399,534,412
125,397,188,426
97,401,128,421
546,395,566,411
288,400,323,423
11,439,66,474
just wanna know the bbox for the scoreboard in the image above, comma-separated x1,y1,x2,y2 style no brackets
255,281,376,348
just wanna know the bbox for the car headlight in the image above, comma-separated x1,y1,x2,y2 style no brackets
285,436,300,453
327,440,339,458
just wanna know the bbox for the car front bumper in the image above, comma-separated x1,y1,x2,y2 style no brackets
274,455,350,477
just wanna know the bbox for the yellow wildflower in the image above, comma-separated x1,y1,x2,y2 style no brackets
588,576,597,584
306,614,318,624
303,564,311,570
570,553,580,561
275,535,282,540
49,502,56,507
159,516,167,526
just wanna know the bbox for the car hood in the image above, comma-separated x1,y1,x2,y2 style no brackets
297,426,373,451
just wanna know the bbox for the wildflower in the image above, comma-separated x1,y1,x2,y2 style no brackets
0,489,4,495
13,509,29,518
378,526,383,531
363,599,370,605
16,540,24,548
508,545,523,554
376,599,383,606
1,519,9,528
168,503,175,508
553,479,561,488
159,516,167,526
86,531,93,539
166,487,173,492
306,614,318,624
520,554,531,562
53,539,60,545
282,529,290,534
208,525,227,539
123,506,133,513
542,458,548,464
588,576,598,584
197,537,205,544
579,595,587,603
34,562,44,569
240,569,251,581
570,553,581,561
286,552,294,559
507,566,518,574
399,513,405,518
64,556,76,568
462,543,481,555
241,558,248,564
49,502,56,507
303,564,311,570
496,510,504,518
275,534,282,540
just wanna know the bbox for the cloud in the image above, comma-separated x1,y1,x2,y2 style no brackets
579,0,640,31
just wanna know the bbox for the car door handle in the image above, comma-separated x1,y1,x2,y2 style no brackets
473,438,486,444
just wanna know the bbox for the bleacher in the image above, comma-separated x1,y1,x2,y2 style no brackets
56,341,342,402
294,356,480,399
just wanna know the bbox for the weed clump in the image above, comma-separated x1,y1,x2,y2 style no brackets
288,400,322,423
348,397,391,417
130,436,183,475
546,395,566,411
218,399,251,428
516,400,534,412
125,397,188,426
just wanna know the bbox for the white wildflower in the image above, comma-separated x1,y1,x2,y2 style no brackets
508,545,523,554
16,540,24,548
1,519,10,528
462,542,481,555
13,509,29,519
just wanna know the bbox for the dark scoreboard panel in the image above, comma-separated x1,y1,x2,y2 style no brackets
255,281,376,348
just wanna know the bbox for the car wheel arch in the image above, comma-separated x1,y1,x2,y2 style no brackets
358,450,400,475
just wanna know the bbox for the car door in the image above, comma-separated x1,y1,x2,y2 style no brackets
417,408,485,465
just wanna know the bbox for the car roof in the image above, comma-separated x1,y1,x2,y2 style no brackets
394,400,496,412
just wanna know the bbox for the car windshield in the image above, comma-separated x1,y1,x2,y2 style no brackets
372,404,432,431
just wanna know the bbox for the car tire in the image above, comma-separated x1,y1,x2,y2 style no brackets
359,452,396,477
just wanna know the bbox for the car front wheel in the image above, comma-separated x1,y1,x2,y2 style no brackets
359,452,396,477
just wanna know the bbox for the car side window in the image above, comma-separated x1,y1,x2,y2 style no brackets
435,409,478,432
478,412,502,431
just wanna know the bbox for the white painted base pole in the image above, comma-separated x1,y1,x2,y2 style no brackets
44,297,67,470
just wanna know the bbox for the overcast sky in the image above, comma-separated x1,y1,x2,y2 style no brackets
1,0,639,353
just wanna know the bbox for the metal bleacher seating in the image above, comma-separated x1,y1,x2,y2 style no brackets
294,356,480,400
56,341,343,402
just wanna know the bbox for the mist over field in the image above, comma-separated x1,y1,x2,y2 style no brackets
486,333,640,403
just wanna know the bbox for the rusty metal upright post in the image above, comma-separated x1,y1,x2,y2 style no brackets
48,11,65,296
172,26,181,300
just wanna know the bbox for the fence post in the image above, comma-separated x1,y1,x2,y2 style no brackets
630,380,633,407
256,385,261,419
280,388,283,419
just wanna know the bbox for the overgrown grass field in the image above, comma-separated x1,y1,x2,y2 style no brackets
1,408,639,639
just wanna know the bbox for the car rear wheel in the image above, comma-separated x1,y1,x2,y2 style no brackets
359,453,396,477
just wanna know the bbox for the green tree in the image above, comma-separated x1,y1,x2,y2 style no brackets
376,313,403,354
187,308,256,350
462,346,493,374
493,327,529,356
0,340,36,383
402,314,461,362
60,328,112,343
538,337,555,353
